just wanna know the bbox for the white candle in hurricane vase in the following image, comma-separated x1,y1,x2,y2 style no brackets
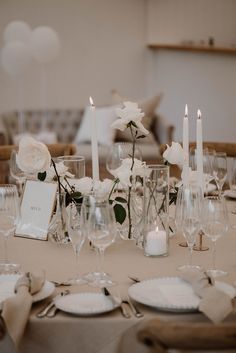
145,227,167,256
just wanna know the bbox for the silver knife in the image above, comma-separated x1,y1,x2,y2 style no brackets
102,287,131,319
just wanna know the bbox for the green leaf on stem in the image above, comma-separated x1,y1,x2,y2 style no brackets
115,196,127,204
136,135,146,139
38,171,47,181
131,121,138,129
114,204,126,224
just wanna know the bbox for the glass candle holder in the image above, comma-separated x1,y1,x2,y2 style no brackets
143,165,169,257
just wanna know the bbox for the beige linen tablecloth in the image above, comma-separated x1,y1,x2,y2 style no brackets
2,201,236,353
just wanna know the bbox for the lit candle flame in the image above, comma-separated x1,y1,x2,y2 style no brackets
185,104,188,117
197,109,201,119
89,96,94,106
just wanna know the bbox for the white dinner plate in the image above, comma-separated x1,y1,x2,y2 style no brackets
0,274,55,304
224,190,236,199
128,277,236,313
55,292,120,316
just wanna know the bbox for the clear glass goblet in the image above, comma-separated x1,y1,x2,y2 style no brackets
175,185,202,271
9,149,26,196
202,196,229,277
0,184,20,274
106,142,142,175
86,200,116,287
67,202,87,284
213,152,227,197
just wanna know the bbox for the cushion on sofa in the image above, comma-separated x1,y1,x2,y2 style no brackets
74,105,117,146
111,90,163,143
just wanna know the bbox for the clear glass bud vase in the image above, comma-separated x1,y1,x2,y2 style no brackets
48,191,70,244
143,165,169,257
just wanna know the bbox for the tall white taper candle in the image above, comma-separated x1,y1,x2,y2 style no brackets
183,104,189,186
196,109,203,192
89,97,100,181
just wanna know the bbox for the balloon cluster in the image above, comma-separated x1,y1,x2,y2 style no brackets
1,21,61,76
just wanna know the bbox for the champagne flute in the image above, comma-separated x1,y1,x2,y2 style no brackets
67,202,87,284
213,152,227,197
0,185,20,273
202,197,229,277
175,185,202,271
87,200,116,286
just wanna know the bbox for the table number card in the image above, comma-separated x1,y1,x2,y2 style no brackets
15,180,58,241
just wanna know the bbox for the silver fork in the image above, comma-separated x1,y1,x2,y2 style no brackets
122,298,143,318
36,290,70,318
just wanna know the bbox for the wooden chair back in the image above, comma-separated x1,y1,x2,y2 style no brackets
189,142,236,158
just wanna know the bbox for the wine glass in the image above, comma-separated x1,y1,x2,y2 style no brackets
229,158,236,193
202,197,229,277
86,200,116,286
213,152,227,197
106,142,142,175
9,149,26,196
175,185,202,271
67,202,87,284
0,185,20,273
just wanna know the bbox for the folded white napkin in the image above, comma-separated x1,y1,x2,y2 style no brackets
182,270,233,324
1,272,44,347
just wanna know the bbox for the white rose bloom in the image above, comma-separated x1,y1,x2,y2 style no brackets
111,101,149,135
16,136,51,174
46,162,74,181
94,178,114,200
163,142,184,166
110,158,148,187
72,177,93,195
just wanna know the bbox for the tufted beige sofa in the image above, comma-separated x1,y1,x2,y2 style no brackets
0,109,174,164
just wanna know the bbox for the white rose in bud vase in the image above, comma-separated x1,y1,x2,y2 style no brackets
111,101,149,135
163,142,184,167
16,136,51,174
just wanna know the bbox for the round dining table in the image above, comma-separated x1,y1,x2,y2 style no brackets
2,201,236,353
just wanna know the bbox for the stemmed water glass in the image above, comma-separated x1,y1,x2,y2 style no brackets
106,142,142,175
67,202,87,284
213,152,227,197
229,158,236,193
86,200,116,286
9,149,26,196
0,184,20,273
175,185,202,271
202,196,229,277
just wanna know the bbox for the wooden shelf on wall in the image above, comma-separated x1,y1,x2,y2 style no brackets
148,44,236,55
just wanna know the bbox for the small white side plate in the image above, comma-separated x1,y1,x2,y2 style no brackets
0,274,55,304
55,292,120,316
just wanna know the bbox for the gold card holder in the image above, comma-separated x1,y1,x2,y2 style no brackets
15,180,58,241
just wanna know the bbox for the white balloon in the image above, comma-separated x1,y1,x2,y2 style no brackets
3,21,31,44
30,26,60,64
1,41,32,76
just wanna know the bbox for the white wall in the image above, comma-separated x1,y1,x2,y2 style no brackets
146,0,236,143
0,0,147,111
